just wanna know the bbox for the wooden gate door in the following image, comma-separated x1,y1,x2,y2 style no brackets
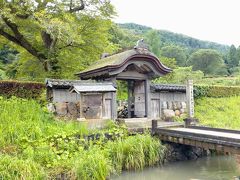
134,80,146,117
82,93,102,119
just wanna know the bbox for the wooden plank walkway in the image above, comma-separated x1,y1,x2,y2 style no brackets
170,127,240,140
153,125,240,154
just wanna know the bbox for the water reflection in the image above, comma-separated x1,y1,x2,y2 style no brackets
112,156,240,180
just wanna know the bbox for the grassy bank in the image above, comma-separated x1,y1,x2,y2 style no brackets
195,96,240,129
0,97,166,179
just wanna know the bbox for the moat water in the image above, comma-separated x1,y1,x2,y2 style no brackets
112,155,240,180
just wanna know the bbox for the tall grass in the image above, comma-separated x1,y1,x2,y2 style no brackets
0,97,88,147
106,134,166,173
0,154,45,179
0,97,167,179
195,96,240,129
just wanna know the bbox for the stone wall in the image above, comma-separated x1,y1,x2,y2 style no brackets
162,101,187,120
47,102,80,118
164,142,209,162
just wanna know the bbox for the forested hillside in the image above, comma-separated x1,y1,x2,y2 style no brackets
0,0,240,81
119,23,229,54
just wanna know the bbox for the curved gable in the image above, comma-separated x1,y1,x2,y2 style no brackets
77,48,172,80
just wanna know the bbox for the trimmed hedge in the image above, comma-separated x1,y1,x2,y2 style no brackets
194,85,240,98
0,80,45,99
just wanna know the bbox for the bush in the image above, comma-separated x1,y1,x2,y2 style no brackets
0,80,45,99
194,85,240,98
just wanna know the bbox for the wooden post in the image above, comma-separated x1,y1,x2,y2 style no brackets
186,80,194,118
110,77,117,120
145,79,151,118
152,119,158,134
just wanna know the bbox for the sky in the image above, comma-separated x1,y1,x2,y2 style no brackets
111,0,240,46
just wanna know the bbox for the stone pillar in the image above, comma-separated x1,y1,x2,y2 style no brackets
186,80,194,118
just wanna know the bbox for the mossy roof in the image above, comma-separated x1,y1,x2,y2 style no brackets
77,49,157,74
76,48,171,79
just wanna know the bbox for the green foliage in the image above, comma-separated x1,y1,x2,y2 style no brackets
188,49,225,75
0,97,88,147
0,80,45,99
117,80,128,100
109,24,141,51
159,56,177,69
145,30,161,57
227,45,238,67
0,45,18,64
0,97,166,179
0,0,116,79
0,155,45,179
153,66,204,84
0,68,7,80
75,148,112,180
119,23,229,54
195,96,240,129
105,134,165,173
195,76,240,86
194,85,240,98
160,45,187,66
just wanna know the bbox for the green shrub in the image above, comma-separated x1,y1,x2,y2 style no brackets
0,80,45,99
0,155,45,179
194,85,240,98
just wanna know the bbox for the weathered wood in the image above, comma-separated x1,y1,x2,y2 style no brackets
152,120,158,131
82,93,102,119
154,127,240,154
151,99,160,118
134,80,146,117
53,89,80,103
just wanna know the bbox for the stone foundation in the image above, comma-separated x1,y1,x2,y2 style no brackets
162,101,187,120
47,102,80,118
164,142,209,162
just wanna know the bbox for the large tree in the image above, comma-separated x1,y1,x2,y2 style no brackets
0,0,115,78
160,45,187,66
227,45,238,68
188,49,224,75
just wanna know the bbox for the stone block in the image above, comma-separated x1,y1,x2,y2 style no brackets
67,102,78,118
55,102,67,116
177,102,182,109
47,103,55,113
172,102,178,110
175,110,181,116
181,102,187,109
163,109,175,118
180,108,185,114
